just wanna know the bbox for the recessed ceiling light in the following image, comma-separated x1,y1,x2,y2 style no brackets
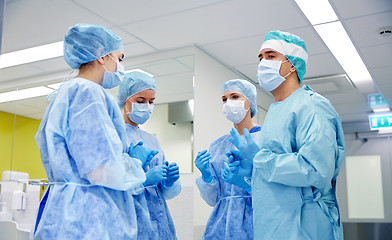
0,41,63,69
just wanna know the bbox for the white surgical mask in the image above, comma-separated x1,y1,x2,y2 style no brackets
127,102,154,125
102,55,125,89
257,59,291,91
222,99,248,124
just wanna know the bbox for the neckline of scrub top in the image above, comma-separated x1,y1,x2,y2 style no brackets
125,122,140,129
249,125,261,133
271,86,304,106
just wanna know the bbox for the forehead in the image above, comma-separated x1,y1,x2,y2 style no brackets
222,90,244,97
132,89,156,98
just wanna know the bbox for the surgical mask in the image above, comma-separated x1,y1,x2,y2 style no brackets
257,59,291,91
127,102,154,125
102,55,125,89
222,99,248,124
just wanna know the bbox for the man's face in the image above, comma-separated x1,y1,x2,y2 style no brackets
258,48,294,77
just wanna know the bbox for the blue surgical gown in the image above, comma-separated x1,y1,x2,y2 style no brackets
125,124,181,240
34,78,146,240
196,127,261,240
252,85,345,240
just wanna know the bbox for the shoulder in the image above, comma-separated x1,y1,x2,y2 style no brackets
209,134,231,152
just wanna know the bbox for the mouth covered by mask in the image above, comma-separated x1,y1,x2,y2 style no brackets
127,102,154,125
222,99,249,124
257,59,291,91
102,55,125,89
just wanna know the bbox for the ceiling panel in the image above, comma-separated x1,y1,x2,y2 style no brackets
343,11,392,48
121,0,308,50
370,65,391,86
0,65,44,83
122,42,156,60
29,57,69,72
141,59,192,76
74,0,226,26
304,53,345,78
331,0,392,19
3,0,111,52
360,42,392,69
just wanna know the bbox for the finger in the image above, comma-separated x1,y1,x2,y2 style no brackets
243,128,253,144
229,127,241,146
165,161,169,166
230,149,244,160
197,150,207,157
168,170,179,176
229,161,240,167
169,165,179,171
168,162,177,167
227,154,235,163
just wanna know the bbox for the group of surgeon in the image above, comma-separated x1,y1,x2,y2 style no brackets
32,23,345,240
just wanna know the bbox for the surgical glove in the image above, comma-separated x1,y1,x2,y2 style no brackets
222,162,251,192
144,165,168,186
226,149,253,177
128,141,158,168
164,162,180,187
195,150,213,183
229,127,260,169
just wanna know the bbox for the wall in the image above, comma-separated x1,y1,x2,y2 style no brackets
337,133,392,222
0,111,45,180
141,103,193,173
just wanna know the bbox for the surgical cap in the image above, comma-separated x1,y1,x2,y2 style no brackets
222,79,258,118
117,71,156,107
64,24,123,69
260,30,308,83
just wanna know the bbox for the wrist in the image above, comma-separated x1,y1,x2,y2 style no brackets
201,174,212,183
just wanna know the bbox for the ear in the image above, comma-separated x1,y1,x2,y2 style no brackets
97,57,105,65
290,64,297,73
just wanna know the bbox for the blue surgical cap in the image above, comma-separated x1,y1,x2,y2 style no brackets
260,30,308,83
222,79,258,118
117,71,156,108
64,24,123,69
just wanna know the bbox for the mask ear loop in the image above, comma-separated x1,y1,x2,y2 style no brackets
281,59,293,79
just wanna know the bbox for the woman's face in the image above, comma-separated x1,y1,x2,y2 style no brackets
222,91,251,110
124,89,156,113
104,51,124,72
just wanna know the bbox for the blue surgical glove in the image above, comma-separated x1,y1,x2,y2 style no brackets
195,150,212,183
226,149,252,178
164,162,180,187
128,141,159,168
222,162,251,192
144,165,168,186
228,128,260,177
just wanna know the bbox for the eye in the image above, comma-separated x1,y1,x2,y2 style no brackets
232,95,238,100
222,98,227,103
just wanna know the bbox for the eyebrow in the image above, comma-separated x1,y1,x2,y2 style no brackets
258,50,277,58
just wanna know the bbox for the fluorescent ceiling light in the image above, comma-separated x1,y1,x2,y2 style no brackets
0,87,53,103
314,21,373,86
0,41,63,69
124,69,154,77
295,0,338,25
373,107,391,113
378,128,392,134
47,82,63,90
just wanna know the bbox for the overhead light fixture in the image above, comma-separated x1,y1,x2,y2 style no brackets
295,0,338,25
47,82,63,90
373,107,391,113
0,87,53,103
295,0,375,93
124,69,154,77
0,41,63,69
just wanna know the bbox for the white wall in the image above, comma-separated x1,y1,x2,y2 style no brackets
141,103,193,173
336,133,392,223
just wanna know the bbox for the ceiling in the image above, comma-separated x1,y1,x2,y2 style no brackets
0,0,391,132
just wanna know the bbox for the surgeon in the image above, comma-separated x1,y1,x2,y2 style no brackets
195,79,260,240
117,71,181,240
227,31,345,239
34,24,157,239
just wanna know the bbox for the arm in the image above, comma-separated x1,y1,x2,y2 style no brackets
254,112,337,189
66,101,145,191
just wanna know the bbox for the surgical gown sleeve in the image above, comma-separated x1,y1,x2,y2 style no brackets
196,176,219,206
254,106,338,189
159,180,181,200
65,87,145,191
